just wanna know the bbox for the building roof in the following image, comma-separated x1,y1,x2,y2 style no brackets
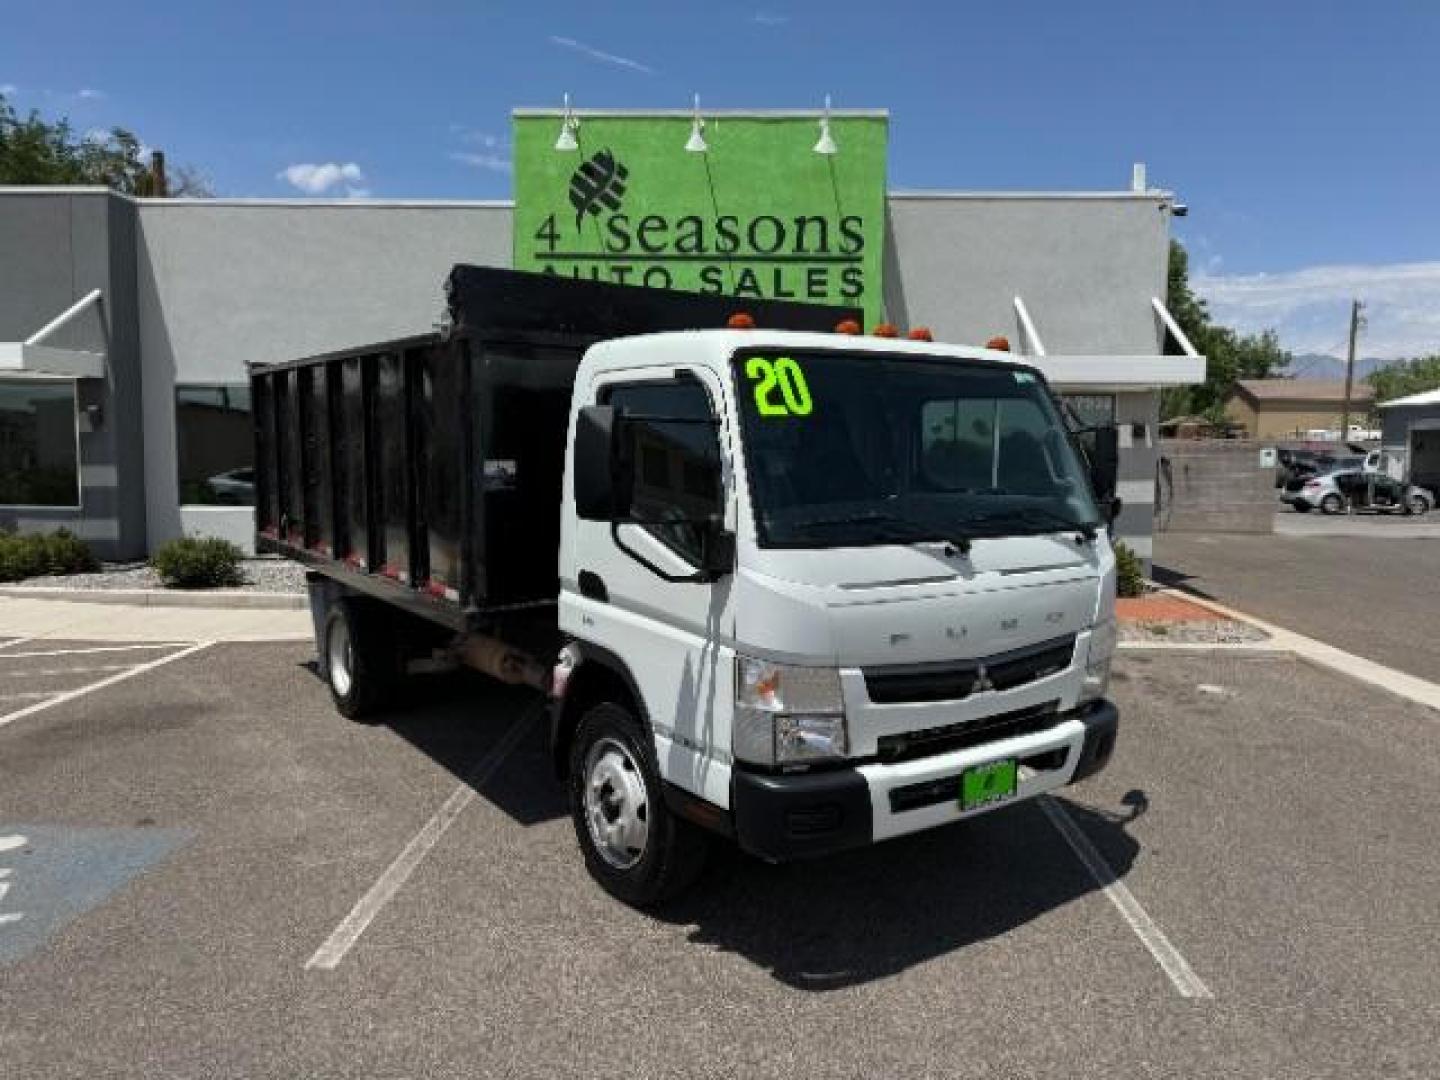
1377,387,1440,409
1233,379,1374,404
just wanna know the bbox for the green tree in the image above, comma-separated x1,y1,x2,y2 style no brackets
0,91,210,196
1161,240,1292,422
1365,355,1440,404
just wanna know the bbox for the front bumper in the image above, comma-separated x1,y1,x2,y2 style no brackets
731,700,1119,862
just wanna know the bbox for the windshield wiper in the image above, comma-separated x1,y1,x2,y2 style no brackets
788,511,973,554
966,506,1099,542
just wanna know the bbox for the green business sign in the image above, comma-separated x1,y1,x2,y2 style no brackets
513,112,888,324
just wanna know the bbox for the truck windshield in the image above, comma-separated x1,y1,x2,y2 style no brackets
732,349,1102,548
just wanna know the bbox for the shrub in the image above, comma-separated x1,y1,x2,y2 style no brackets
1113,539,1146,599
0,528,98,582
150,535,245,589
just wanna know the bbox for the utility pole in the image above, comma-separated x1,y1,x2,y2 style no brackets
1341,299,1365,439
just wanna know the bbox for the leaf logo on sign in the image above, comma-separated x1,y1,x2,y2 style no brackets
568,149,629,232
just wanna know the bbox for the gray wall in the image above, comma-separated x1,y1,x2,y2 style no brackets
135,201,512,549
884,194,1170,354
0,190,145,558
1158,439,1275,535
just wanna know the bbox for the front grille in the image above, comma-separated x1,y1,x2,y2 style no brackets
863,635,1076,705
875,701,1061,764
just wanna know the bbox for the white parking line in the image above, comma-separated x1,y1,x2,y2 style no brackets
1040,795,1213,999
305,704,539,971
0,643,194,660
6,664,133,678
0,637,34,652
0,642,212,729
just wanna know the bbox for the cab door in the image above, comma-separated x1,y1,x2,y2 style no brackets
570,366,737,808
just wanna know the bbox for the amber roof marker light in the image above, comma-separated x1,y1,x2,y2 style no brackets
985,335,1011,352
727,312,756,329
872,323,900,338
907,327,934,341
834,319,861,335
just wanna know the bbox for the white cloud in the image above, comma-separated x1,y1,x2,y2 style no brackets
0,83,17,96
451,151,512,173
751,11,789,25
276,162,368,197
1196,261,1440,359
76,87,105,100
549,35,654,74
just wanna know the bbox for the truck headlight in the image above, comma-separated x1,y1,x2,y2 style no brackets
1080,617,1118,704
734,657,846,767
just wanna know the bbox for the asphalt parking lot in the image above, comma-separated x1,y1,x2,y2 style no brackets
1155,530,1440,681
3,637,1440,1078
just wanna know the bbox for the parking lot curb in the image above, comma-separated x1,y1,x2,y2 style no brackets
0,586,306,611
1155,587,1440,715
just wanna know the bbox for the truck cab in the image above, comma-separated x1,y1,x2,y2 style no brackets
551,330,1120,904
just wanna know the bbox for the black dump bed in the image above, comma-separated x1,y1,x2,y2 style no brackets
252,265,858,633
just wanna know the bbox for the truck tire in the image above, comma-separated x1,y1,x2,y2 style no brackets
1407,494,1430,516
323,599,396,722
568,702,707,907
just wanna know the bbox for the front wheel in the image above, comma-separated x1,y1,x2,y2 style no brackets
568,702,707,907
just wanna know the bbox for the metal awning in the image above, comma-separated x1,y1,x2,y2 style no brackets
0,289,106,378
1010,294,1207,391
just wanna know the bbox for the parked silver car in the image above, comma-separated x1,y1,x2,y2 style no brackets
1281,468,1433,515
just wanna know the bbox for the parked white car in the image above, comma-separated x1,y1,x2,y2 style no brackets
1281,468,1433,515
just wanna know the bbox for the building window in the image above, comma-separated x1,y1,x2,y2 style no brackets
0,380,80,507
176,384,254,505
1061,393,1117,429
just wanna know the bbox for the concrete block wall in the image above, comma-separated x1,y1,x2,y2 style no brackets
1158,439,1275,534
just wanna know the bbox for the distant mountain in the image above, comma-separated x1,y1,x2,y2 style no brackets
1282,354,1389,381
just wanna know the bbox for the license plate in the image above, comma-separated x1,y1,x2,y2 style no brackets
960,759,1018,811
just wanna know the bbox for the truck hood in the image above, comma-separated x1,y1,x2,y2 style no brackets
736,533,1112,667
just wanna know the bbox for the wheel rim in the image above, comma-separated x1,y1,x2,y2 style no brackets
582,737,650,870
328,618,354,697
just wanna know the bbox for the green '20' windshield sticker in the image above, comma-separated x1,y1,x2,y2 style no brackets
745,357,814,417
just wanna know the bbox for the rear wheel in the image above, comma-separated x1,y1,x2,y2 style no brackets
1320,493,1344,515
323,599,397,721
1407,494,1431,516
568,702,707,907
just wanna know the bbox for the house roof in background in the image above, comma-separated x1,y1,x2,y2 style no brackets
1233,379,1375,404
1377,387,1440,409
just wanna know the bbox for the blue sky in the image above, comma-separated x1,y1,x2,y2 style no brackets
4,0,1438,357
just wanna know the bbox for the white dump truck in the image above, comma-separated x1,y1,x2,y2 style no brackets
253,267,1122,906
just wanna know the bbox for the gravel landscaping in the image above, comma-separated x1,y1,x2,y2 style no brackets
10,557,307,594
1120,618,1269,645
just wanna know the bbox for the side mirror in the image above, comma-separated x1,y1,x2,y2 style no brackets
574,405,632,520
1085,424,1120,504
698,522,736,578
1107,495,1124,526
